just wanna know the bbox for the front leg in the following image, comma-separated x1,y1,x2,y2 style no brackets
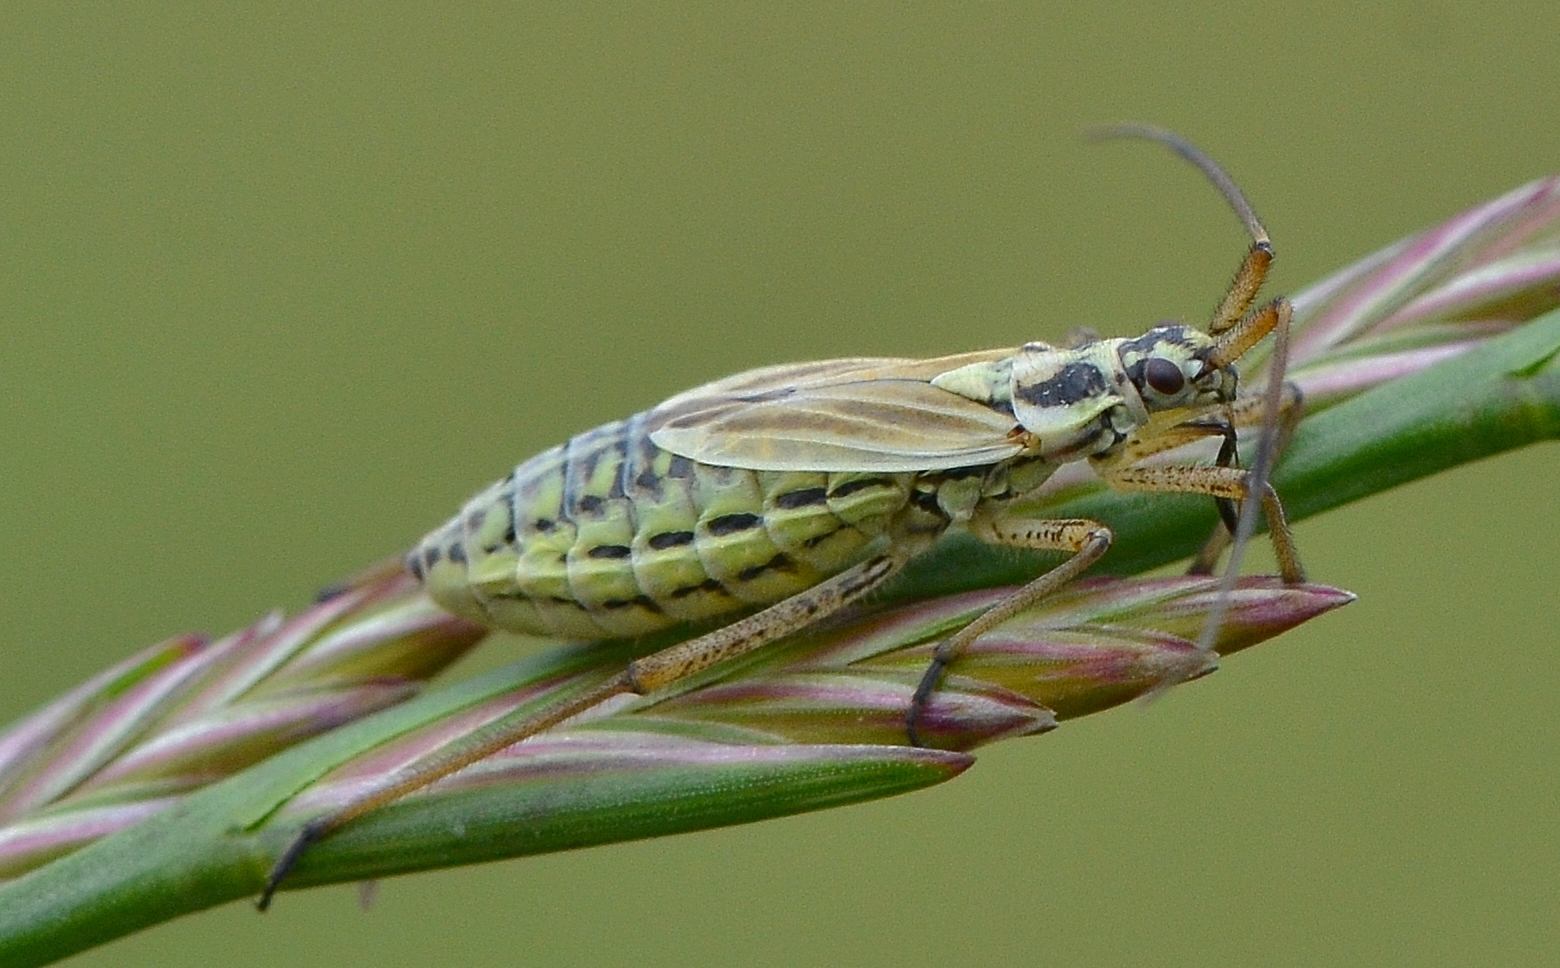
906,516,1112,746
1186,381,1306,574
1105,381,1305,558
1103,463,1305,584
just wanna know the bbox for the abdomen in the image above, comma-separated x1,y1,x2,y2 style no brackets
408,412,915,639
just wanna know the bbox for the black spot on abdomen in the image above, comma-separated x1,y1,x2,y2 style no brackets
602,594,663,612
706,512,764,536
647,530,696,550
670,577,728,598
737,553,794,582
773,487,828,509
828,477,895,499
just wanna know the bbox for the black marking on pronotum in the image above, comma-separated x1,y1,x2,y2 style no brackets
666,454,694,478
738,553,794,582
1015,361,1109,409
773,487,829,509
828,477,895,499
647,530,696,550
670,577,728,598
587,544,633,560
706,512,764,536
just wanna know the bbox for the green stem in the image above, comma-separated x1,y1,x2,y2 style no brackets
0,647,963,968
1,309,1557,967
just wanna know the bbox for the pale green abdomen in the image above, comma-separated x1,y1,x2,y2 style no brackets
409,413,921,639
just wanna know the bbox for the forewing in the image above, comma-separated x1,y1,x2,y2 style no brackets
648,350,1023,472
652,350,1014,412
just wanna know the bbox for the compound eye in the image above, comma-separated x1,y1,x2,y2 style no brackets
1143,357,1186,396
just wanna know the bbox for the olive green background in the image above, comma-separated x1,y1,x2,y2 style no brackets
4,3,1558,966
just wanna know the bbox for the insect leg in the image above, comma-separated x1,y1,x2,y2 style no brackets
1103,463,1305,584
1099,412,1245,534
622,552,907,692
906,517,1112,747
1210,417,1243,534
258,552,906,910
1097,124,1299,663
1109,412,1233,466
1188,381,1306,574
1101,373,1301,566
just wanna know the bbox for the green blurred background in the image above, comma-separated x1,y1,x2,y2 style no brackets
3,3,1558,965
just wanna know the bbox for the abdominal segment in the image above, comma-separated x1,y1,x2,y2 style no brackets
410,412,916,639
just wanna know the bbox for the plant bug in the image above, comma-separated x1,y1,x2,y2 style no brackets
259,124,1304,908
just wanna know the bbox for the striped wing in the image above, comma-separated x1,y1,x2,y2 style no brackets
647,350,1024,472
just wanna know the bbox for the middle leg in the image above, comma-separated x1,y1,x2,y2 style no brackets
906,516,1113,746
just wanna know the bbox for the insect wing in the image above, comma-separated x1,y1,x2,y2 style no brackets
652,350,1015,411
648,351,1023,472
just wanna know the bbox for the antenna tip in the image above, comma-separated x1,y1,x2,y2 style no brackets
1082,121,1175,145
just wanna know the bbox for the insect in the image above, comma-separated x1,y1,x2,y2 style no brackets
258,125,1304,908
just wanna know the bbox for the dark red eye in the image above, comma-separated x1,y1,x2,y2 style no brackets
1143,357,1186,396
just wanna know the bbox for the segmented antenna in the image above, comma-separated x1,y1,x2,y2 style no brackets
1085,123,1270,247
1088,123,1293,659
